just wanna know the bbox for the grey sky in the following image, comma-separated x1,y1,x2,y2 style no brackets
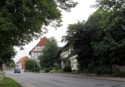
14,0,97,62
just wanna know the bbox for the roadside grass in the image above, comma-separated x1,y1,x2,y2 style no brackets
0,77,22,87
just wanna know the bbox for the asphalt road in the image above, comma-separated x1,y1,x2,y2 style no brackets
5,71,125,87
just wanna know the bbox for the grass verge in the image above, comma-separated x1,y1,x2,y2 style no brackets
0,77,22,87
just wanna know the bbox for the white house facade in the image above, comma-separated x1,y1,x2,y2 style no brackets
29,37,47,63
16,63,21,69
69,55,78,71
60,49,78,71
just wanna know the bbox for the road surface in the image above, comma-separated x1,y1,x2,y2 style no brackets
5,71,125,87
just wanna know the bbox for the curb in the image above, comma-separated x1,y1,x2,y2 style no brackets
41,73,125,82
24,72,125,82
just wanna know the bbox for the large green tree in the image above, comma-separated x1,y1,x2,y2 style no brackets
0,0,77,65
5,59,15,67
63,6,125,74
0,45,15,70
63,22,98,71
96,0,125,31
39,37,60,69
0,0,77,46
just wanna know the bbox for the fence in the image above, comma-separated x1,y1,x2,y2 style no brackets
0,72,5,83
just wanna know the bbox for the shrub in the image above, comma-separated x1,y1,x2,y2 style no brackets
25,59,40,72
24,70,28,72
63,66,72,72
57,69,63,73
49,69,57,73
32,67,41,72
44,68,51,73
94,66,112,76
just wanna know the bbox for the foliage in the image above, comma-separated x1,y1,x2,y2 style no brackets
96,0,125,11
0,0,77,66
1,77,22,87
25,59,40,72
63,22,95,71
93,65,112,75
63,65,71,72
96,0,125,31
57,69,63,73
43,68,52,73
0,46,16,64
49,68,63,73
63,5,125,75
56,0,77,12
5,59,16,67
0,0,77,46
39,37,61,69
0,47,16,70
49,69,57,73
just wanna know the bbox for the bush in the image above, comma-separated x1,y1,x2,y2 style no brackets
63,66,72,72
24,70,28,72
57,69,63,73
49,69,57,73
49,68,63,73
94,66,112,76
32,67,41,72
25,59,40,72
44,68,51,73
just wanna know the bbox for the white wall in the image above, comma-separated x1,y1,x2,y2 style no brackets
61,50,78,71
16,63,22,69
70,55,78,71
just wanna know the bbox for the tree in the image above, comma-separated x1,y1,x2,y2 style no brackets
63,6,125,74
0,46,16,70
88,7,125,74
91,4,125,65
95,0,125,31
5,59,16,67
39,37,60,69
96,0,125,11
25,59,39,72
0,0,77,46
63,22,92,71
0,0,77,65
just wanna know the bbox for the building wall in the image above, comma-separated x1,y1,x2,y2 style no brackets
69,55,78,71
2,64,13,71
61,50,78,71
22,61,25,69
16,63,22,69
16,60,28,70
61,51,70,68
30,46,44,60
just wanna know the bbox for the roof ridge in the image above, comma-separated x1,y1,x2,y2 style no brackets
29,36,48,54
16,56,29,63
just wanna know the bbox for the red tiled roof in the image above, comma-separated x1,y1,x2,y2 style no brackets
17,56,29,63
29,37,48,54
37,37,47,46
16,56,30,69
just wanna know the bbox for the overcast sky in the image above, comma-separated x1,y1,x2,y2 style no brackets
14,0,97,62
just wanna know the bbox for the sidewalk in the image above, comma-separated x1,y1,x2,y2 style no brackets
42,73,125,82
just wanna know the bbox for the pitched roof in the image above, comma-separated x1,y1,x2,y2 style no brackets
29,37,48,54
37,37,47,46
17,56,29,63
